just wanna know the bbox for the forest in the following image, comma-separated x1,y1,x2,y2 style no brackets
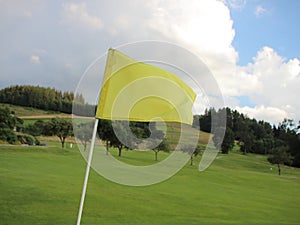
195,108,300,168
0,85,299,169
0,85,86,114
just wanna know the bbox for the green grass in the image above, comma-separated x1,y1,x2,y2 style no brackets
0,144,300,225
22,118,51,126
0,103,66,117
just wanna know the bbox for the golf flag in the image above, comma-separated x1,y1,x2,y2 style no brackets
95,48,196,124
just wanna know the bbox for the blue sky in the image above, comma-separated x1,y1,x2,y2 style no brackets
0,0,299,124
230,0,300,65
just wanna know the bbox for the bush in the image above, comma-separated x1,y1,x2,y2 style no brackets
24,134,35,145
17,134,40,145
0,128,18,144
24,120,47,136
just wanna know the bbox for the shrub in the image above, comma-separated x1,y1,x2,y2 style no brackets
17,134,40,145
0,128,18,144
24,134,35,145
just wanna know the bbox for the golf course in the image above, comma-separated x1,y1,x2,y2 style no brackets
1,138,299,224
1,1,299,224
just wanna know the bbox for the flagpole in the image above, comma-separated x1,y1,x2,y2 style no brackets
76,118,99,225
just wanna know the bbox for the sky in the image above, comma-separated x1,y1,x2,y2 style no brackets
0,0,299,125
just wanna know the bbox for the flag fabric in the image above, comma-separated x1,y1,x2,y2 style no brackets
95,48,196,125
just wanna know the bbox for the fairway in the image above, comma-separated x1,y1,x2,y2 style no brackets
0,144,300,225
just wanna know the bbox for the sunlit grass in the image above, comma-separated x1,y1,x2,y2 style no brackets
0,143,299,225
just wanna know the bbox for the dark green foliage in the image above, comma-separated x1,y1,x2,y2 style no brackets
198,108,215,133
17,134,39,145
130,121,151,139
24,134,36,145
76,122,94,151
47,118,73,148
0,107,22,144
97,120,168,159
0,107,17,129
0,85,90,114
195,107,300,167
268,146,293,175
0,128,17,144
24,118,73,147
73,102,96,117
98,119,114,154
24,120,48,136
220,127,235,154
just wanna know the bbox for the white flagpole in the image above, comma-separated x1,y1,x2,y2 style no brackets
76,118,99,225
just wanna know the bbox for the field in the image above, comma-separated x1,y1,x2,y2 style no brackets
0,103,69,118
1,143,300,225
1,104,300,224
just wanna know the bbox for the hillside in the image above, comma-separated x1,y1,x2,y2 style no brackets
0,103,69,118
0,144,299,225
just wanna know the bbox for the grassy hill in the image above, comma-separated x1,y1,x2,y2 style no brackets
0,103,72,128
1,104,299,224
0,103,70,118
0,143,299,225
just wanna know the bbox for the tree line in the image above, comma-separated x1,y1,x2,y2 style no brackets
25,118,170,161
0,85,86,114
194,107,300,169
1,85,299,171
0,106,73,147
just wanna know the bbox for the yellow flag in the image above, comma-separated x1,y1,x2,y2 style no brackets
96,48,196,124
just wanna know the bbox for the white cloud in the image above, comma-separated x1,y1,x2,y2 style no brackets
30,55,40,64
147,0,236,61
187,43,299,124
254,5,268,17
62,2,103,30
242,47,300,121
73,0,299,123
225,0,247,9
1,0,299,124
235,105,288,124
142,1,299,123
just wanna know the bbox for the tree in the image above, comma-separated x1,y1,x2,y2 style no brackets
189,145,201,166
98,119,115,155
177,143,202,166
268,146,293,175
110,134,124,157
25,119,47,136
48,118,73,148
0,107,17,129
109,121,132,157
0,85,80,113
152,138,169,161
238,119,255,155
212,125,235,154
0,107,19,144
220,127,235,154
0,128,17,144
76,122,93,151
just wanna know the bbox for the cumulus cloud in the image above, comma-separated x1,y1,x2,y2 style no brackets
62,2,103,30
239,47,300,123
30,55,40,64
37,1,300,123
1,0,299,124
147,0,237,62
235,105,288,124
